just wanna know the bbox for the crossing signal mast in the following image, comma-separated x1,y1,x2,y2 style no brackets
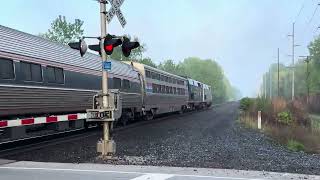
67,0,140,159
68,35,140,57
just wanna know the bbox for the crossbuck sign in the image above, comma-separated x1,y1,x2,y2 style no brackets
106,0,126,28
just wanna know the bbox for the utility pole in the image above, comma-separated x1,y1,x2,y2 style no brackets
277,48,280,97
269,66,272,99
264,74,267,99
288,23,297,101
305,57,310,105
300,55,311,104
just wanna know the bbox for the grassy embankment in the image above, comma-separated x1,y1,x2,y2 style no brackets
239,97,320,153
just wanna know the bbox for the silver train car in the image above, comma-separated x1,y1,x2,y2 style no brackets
0,25,142,121
127,62,189,119
0,25,212,127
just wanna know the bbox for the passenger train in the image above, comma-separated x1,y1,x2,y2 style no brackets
0,25,212,128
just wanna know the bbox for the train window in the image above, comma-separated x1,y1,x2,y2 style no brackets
122,79,130,89
55,67,64,84
173,87,177,94
0,58,14,79
145,70,151,78
47,66,64,84
157,74,160,80
169,87,173,94
152,84,159,93
165,76,168,82
161,85,165,93
20,62,32,81
47,66,55,83
113,77,121,89
21,62,42,82
31,63,43,82
151,72,156,79
172,79,177,84
165,86,169,94
168,77,172,83
160,75,165,81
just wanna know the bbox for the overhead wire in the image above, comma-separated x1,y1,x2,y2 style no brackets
294,0,308,23
299,1,320,47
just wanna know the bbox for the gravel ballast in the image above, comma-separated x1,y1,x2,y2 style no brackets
3,102,320,175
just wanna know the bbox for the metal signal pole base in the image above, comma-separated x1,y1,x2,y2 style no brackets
96,121,116,158
97,139,116,158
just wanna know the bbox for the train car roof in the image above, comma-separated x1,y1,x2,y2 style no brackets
128,61,187,81
0,25,138,78
187,78,211,89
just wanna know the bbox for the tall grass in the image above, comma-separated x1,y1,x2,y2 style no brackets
239,97,320,153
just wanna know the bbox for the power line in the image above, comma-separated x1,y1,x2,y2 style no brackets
300,2,320,47
294,0,308,23
307,3,319,25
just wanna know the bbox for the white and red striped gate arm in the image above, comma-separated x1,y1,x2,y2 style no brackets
0,113,87,128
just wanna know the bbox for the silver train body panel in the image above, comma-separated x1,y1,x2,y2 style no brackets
126,62,189,114
0,25,142,118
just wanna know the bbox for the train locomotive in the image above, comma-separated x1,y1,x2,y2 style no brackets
0,25,212,133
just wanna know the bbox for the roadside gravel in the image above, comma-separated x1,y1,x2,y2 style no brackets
3,102,320,175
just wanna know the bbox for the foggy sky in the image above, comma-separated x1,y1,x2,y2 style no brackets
0,0,316,96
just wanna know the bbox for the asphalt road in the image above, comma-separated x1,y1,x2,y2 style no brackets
2,102,320,175
0,161,318,180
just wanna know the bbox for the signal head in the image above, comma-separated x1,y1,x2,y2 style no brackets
104,34,122,55
122,36,140,57
68,38,87,57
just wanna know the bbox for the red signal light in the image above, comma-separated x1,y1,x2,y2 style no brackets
105,44,113,52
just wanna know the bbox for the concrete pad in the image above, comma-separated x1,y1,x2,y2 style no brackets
0,161,318,180
0,159,15,165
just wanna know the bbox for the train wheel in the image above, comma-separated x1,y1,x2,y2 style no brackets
179,106,185,114
144,111,154,121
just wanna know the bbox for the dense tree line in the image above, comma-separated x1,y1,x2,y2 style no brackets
41,16,240,103
157,58,241,103
260,35,320,99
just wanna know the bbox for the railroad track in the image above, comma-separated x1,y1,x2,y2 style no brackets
0,107,213,158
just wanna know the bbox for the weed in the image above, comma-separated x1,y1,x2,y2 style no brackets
240,97,254,111
287,139,305,152
277,111,293,125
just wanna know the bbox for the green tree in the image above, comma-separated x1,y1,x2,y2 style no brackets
41,15,84,45
159,57,235,103
139,57,157,68
110,36,146,61
158,59,186,76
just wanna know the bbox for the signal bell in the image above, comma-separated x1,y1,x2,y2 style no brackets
68,38,87,57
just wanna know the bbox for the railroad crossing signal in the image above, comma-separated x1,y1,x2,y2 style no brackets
106,0,127,28
104,34,122,55
122,36,140,57
68,39,87,57
68,35,140,58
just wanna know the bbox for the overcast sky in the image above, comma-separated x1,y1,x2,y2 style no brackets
0,0,318,96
